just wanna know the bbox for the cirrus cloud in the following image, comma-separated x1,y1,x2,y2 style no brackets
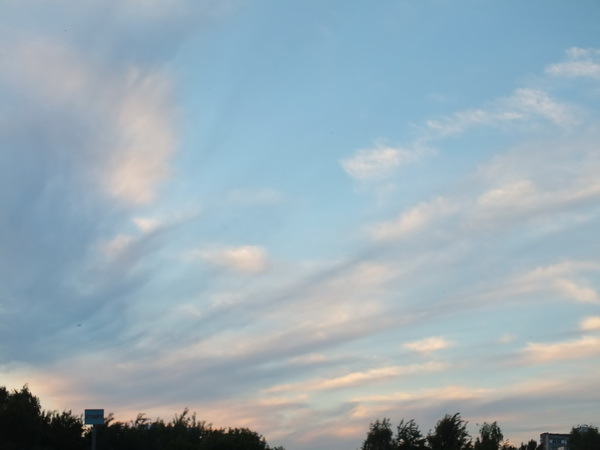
0,36,176,205
546,47,600,79
520,336,600,363
580,316,600,332
403,336,451,354
341,144,420,181
197,245,270,274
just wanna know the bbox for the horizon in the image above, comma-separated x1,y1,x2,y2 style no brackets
2,384,593,448
1,1,600,449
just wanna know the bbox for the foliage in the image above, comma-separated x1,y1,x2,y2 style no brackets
474,422,503,450
361,418,395,450
395,418,426,450
0,385,45,450
358,415,551,450
569,425,600,450
43,409,85,450
517,440,538,450
427,413,472,450
0,384,284,450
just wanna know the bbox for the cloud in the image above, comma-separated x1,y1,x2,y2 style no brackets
554,279,599,304
426,88,575,136
157,261,394,367
498,334,516,344
101,234,135,259
477,180,537,208
105,70,176,204
472,174,600,227
580,316,600,332
266,362,445,394
0,0,200,367
506,88,576,127
0,37,176,205
341,144,419,181
520,336,600,363
353,384,489,406
426,109,522,137
371,197,456,240
546,47,600,79
367,119,600,240
133,216,162,233
197,245,270,274
403,336,451,354
511,261,600,304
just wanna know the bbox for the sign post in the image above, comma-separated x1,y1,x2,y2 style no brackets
84,409,104,450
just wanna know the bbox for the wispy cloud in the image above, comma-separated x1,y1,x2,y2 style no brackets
403,336,451,354
353,384,489,406
505,88,576,127
196,245,270,274
267,362,445,394
0,38,176,205
426,109,522,137
579,316,600,332
546,47,600,79
101,234,135,259
133,216,162,233
371,197,456,240
425,88,575,137
511,261,600,304
341,144,421,181
520,336,600,363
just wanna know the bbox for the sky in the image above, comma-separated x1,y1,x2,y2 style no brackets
1,1,600,449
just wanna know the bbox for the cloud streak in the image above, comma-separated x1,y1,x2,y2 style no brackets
341,144,421,181
196,245,270,274
1,37,176,205
546,47,600,79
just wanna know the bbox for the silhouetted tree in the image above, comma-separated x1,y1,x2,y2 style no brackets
517,439,538,450
0,385,44,449
474,422,503,450
202,427,270,450
361,418,394,450
427,413,472,450
0,384,285,450
395,418,426,450
42,409,85,450
569,425,600,450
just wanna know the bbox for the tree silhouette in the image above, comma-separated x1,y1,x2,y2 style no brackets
361,418,395,450
0,385,44,449
569,425,600,450
42,409,85,450
427,413,472,450
395,418,426,450
0,384,285,450
517,439,538,450
474,422,503,450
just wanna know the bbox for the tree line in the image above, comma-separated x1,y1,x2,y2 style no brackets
3,384,598,450
360,413,600,450
0,385,285,450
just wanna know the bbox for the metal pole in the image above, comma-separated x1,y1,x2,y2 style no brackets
92,424,97,450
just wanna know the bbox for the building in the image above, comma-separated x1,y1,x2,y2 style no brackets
540,432,570,450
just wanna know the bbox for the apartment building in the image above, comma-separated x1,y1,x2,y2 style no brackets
540,432,570,450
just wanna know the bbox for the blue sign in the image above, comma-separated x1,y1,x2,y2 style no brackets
84,409,104,425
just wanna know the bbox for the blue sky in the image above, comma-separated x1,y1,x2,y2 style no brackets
1,1,600,449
